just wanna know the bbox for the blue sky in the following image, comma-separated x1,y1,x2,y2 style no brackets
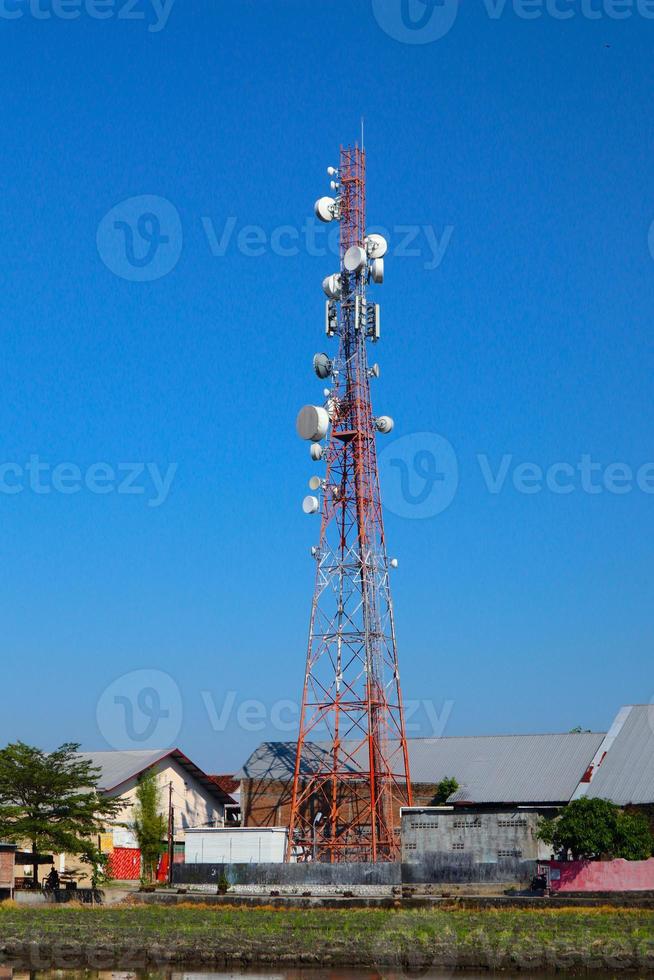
1,0,653,773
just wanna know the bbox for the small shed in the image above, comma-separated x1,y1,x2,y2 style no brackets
185,827,288,864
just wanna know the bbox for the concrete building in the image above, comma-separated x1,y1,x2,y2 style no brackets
401,806,551,865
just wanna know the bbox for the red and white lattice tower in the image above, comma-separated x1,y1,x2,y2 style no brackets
288,143,413,863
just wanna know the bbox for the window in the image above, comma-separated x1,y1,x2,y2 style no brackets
497,817,527,828
498,848,522,858
452,841,464,850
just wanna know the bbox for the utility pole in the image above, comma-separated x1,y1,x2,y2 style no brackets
167,781,174,887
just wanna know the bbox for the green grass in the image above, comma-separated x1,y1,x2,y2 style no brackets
0,903,653,970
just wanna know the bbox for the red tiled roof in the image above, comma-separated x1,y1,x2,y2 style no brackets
210,774,239,794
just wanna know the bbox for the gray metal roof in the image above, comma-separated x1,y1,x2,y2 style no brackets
77,750,167,791
585,705,654,805
77,749,235,804
435,733,604,804
235,741,359,781
236,731,605,805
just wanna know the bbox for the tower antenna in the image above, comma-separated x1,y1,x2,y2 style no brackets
289,144,413,863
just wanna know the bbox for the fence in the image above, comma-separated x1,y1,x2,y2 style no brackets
174,862,399,886
543,858,654,892
173,855,537,887
403,853,536,885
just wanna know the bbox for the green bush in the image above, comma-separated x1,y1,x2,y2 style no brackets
537,797,654,861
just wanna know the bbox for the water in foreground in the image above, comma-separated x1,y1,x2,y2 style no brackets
0,973,641,980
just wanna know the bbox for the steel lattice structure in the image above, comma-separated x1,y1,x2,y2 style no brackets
287,144,413,863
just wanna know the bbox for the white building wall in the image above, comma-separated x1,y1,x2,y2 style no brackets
185,828,288,864
108,757,226,840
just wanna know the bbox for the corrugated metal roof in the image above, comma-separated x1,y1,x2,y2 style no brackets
429,733,604,804
235,741,362,781
585,705,654,804
77,749,235,804
236,731,605,804
77,749,168,791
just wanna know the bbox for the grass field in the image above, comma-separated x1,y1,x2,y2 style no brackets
0,902,653,971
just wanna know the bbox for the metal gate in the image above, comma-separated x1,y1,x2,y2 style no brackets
108,847,141,880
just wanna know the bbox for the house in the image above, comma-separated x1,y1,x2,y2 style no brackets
22,748,236,885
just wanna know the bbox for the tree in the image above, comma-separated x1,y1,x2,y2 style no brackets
0,742,120,886
537,797,653,861
616,809,654,861
132,769,167,883
433,776,459,804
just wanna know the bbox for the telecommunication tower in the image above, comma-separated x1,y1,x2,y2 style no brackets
288,143,413,863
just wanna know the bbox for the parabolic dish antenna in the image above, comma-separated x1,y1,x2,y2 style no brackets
365,233,388,258
314,196,336,223
313,352,333,379
308,475,322,491
296,404,330,442
371,258,384,283
322,274,341,300
302,495,320,515
344,245,367,273
375,414,394,433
